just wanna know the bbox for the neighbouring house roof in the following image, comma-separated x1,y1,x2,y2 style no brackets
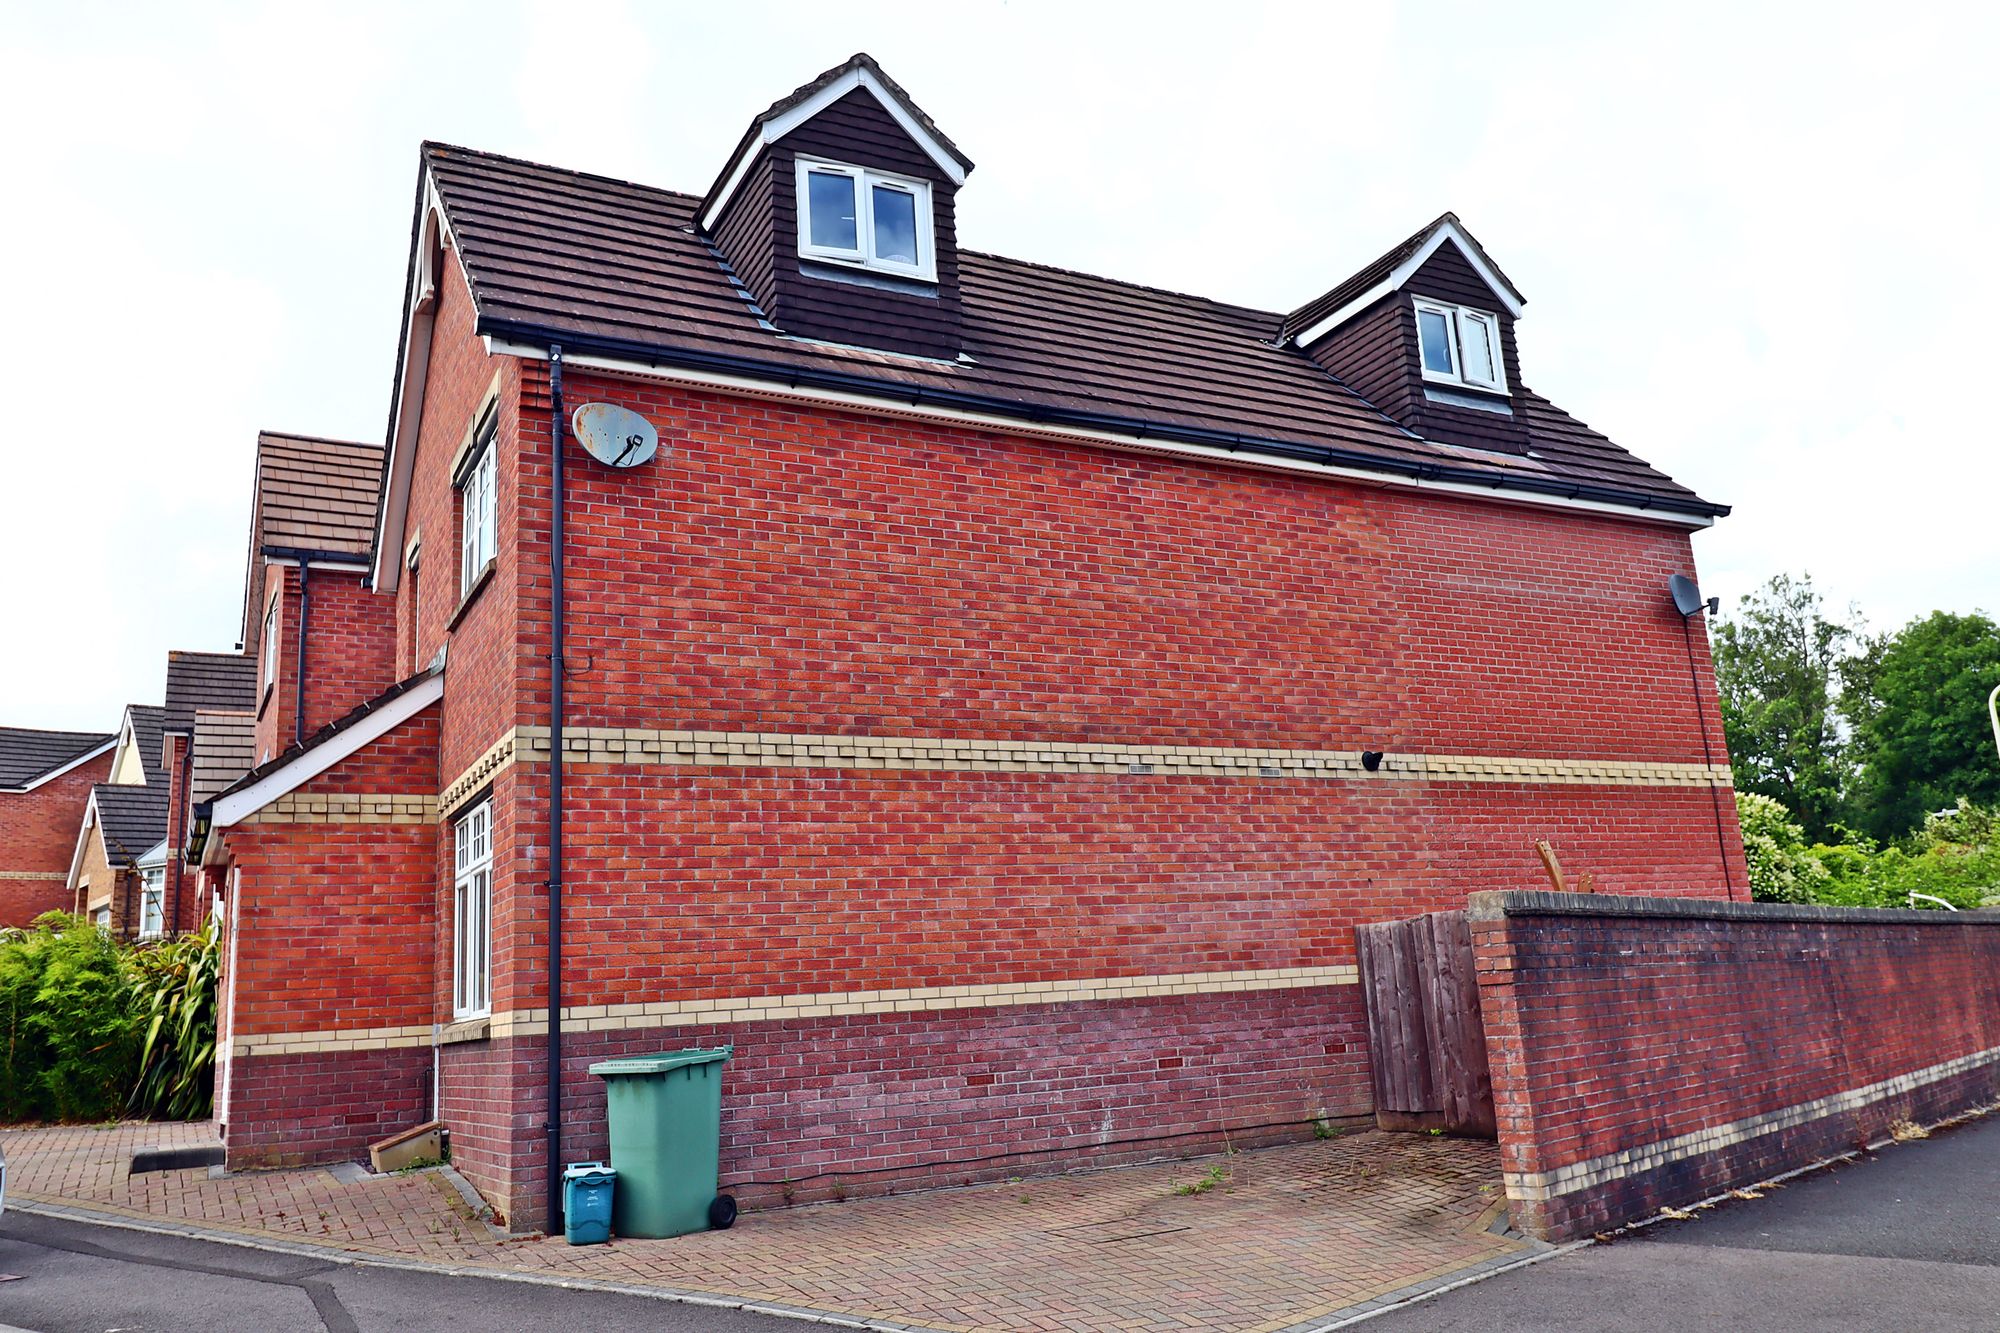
418,143,1724,522
252,432,385,557
164,652,260,734
190,710,257,804
0,727,115,791
94,782,171,866
121,705,169,787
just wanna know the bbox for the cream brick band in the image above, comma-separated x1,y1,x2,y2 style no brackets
439,724,1731,816
238,792,438,826
228,963,1359,1056
0,870,68,881
1505,1044,2000,1203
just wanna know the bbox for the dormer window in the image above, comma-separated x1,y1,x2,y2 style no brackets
796,158,936,282
1414,298,1506,394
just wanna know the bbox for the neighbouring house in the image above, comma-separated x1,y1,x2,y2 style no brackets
67,704,170,938
159,651,259,935
0,728,116,926
195,54,1743,1232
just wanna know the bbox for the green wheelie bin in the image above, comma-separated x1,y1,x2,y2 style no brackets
587,1046,736,1238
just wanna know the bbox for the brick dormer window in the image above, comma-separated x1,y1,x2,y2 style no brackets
796,157,936,282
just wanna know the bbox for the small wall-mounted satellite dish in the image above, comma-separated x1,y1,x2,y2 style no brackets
572,402,660,469
1669,573,1709,618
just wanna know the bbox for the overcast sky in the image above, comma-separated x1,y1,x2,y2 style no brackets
3,2,1994,731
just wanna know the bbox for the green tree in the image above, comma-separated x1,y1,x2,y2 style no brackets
1735,792,1831,904
1842,611,2000,840
1712,574,1858,840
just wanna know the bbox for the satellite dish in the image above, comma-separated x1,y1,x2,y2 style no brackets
571,402,660,469
1669,574,1706,618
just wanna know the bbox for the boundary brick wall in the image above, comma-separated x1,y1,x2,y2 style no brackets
0,754,110,925
1473,890,2000,1240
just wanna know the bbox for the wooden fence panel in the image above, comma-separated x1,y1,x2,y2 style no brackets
1353,909,1495,1137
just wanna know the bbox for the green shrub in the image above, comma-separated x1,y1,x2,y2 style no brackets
128,918,220,1121
0,913,141,1122
1736,792,1831,904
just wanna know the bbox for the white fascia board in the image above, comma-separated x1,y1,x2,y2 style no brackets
64,789,99,894
485,338,1716,532
11,737,116,793
136,839,169,870
1292,222,1527,348
700,67,968,232
209,673,444,831
374,174,464,594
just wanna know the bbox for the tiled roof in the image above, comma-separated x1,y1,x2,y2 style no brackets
424,144,1723,518
125,705,168,787
0,728,114,791
252,432,384,557
190,711,257,804
1279,212,1524,343
94,783,169,864
164,652,259,734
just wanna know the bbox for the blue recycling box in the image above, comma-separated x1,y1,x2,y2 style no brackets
563,1161,617,1245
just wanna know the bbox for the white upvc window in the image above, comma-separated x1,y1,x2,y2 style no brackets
260,596,280,698
459,445,496,596
795,157,937,282
1414,298,1508,394
138,867,165,940
453,801,493,1019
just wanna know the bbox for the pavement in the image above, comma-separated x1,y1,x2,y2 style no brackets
0,1120,1529,1331
1364,1110,2000,1332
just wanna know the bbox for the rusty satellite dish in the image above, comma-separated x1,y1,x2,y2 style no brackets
572,401,660,469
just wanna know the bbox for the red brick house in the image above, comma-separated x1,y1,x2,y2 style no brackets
66,705,170,938
0,728,115,926
196,55,1743,1232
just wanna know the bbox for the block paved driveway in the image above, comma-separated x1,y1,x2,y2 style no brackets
1,1120,1532,1331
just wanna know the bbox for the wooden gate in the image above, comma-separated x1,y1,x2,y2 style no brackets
1353,910,1496,1138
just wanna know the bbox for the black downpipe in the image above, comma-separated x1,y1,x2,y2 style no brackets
295,562,312,747
545,344,567,1230
1681,616,1736,895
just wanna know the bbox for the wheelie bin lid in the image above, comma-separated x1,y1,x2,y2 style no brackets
588,1046,733,1077
563,1161,616,1182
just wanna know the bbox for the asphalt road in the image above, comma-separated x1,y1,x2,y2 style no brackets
0,1211,797,1333
1368,1110,2000,1332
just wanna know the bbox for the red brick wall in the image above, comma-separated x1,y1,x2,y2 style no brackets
0,752,109,925
1473,891,2000,1240
254,564,398,764
218,705,440,1167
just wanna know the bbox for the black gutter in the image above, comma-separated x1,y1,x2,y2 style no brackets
545,344,567,1232
476,317,1730,521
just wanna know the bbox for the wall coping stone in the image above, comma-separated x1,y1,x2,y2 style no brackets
1468,888,2000,928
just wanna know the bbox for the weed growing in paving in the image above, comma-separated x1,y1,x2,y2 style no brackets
1173,1164,1230,1196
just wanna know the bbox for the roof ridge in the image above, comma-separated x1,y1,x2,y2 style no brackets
0,724,115,739
258,430,383,451
426,141,703,207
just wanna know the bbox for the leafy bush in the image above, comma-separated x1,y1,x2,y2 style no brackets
0,912,142,1121
128,918,220,1121
1736,792,1831,904
1808,799,2000,910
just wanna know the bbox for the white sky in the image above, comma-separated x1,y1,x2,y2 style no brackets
4,1,1995,731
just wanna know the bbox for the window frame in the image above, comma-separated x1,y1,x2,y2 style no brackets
138,867,165,941
260,595,280,701
793,157,938,283
1413,297,1510,395
457,416,498,598
452,800,493,1020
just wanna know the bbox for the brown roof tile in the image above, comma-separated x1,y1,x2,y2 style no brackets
190,711,256,804
0,728,114,791
252,432,384,557
164,652,259,734
425,144,1723,518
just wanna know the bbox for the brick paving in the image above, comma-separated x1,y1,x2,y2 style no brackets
4,1120,1530,1331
